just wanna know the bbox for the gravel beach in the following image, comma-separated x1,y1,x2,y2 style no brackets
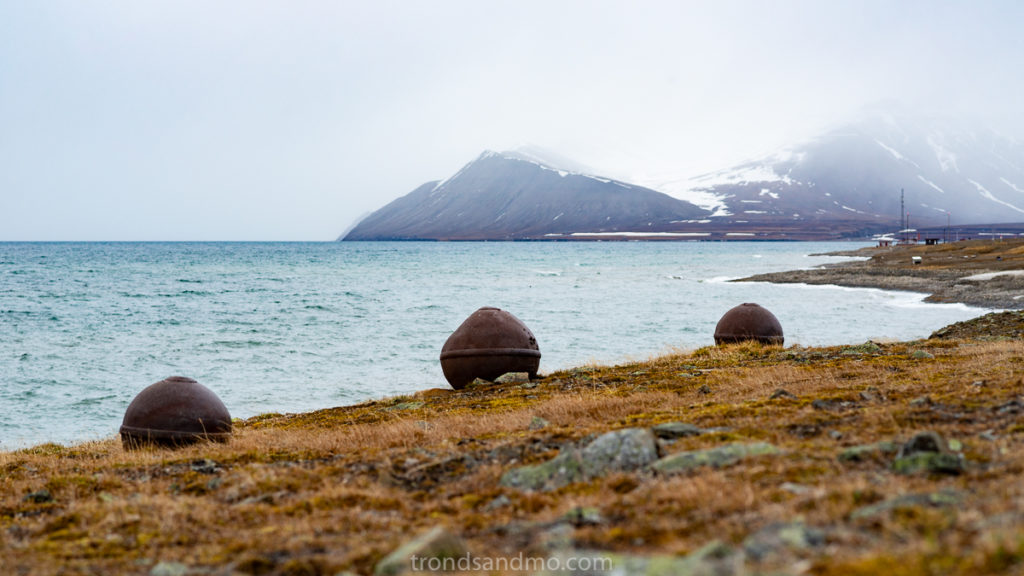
736,238,1024,309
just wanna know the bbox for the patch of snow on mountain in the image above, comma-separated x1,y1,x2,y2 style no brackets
431,154,483,194
1001,178,1024,195
759,189,780,199
690,164,793,187
917,175,945,194
969,179,1024,214
927,136,959,173
637,177,732,217
744,210,767,214
876,139,907,162
841,205,861,213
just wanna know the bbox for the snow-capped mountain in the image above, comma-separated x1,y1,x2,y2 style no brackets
342,108,1024,241
341,149,709,240
648,106,1024,228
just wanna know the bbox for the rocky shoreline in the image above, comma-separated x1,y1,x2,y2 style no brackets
4,311,1024,575
736,238,1024,309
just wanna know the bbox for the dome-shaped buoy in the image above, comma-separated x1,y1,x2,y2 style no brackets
440,307,541,390
714,303,784,345
120,376,232,449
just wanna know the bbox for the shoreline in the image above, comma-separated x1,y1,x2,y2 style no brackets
735,238,1024,309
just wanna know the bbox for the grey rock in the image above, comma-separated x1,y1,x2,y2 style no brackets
501,429,658,492
909,396,933,407
150,562,189,576
23,489,53,504
580,428,659,478
652,442,780,475
769,389,797,400
540,523,576,552
483,495,511,511
190,459,220,475
837,441,898,462
496,372,531,385
374,526,469,576
535,540,744,575
780,482,812,495
851,490,963,520
652,422,703,439
529,416,551,431
697,384,713,395
911,350,935,359
500,448,585,492
892,431,964,475
743,522,825,561
842,341,882,355
562,506,604,527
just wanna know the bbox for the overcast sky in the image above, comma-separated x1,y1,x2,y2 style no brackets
2,1,1022,240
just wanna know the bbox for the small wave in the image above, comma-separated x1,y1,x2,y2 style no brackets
304,304,334,311
72,394,117,407
177,279,204,284
210,340,278,348
702,276,739,283
533,270,562,276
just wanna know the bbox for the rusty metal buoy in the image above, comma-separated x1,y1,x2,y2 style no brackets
120,376,232,449
440,307,541,390
714,303,784,346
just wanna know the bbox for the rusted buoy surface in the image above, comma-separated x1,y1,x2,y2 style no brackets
714,303,784,346
120,376,232,449
440,307,541,390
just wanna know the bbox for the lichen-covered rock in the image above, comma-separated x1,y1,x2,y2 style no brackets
851,490,963,521
150,563,189,576
892,431,964,475
580,428,659,478
500,448,584,492
651,422,703,439
536,540,744,575
652,442,780,474
374,526,468,576
743,521,825,561
529,416,550,430
501,429,658,492
495,372,531,385
842,341,882,355
837,441,898,462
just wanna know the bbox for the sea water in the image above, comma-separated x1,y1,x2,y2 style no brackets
0,241,989,448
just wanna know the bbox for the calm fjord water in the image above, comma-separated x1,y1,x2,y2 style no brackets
0,241,987,448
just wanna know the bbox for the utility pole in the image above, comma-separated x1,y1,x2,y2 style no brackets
900,188,905,243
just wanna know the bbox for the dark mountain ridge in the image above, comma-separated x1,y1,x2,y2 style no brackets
342,151,709,240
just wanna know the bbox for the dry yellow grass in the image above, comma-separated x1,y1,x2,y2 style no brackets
2,323,1024,575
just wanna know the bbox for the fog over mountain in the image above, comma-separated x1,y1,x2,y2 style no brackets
344,107,1024,241
650,105,1024,228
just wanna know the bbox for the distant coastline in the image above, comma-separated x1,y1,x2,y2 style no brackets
735,238,1024,309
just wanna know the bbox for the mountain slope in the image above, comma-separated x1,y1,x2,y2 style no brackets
342,151,710,240
648,107,1024,229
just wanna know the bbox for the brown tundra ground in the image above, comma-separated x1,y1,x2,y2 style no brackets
3,312,1024,575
